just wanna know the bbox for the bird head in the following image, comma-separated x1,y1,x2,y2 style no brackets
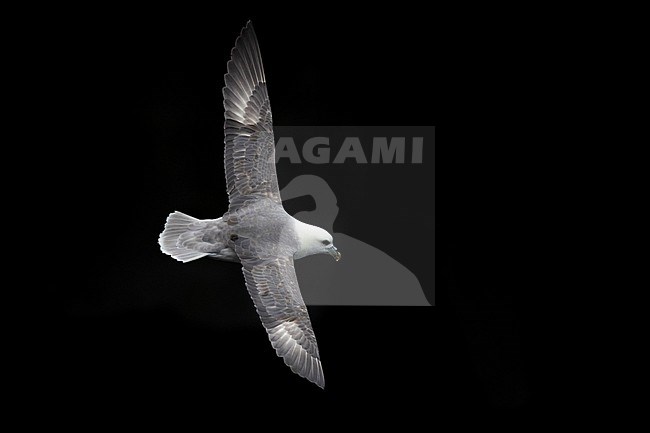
294,221,341,261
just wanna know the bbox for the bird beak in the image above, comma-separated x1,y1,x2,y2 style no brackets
329,245,341,261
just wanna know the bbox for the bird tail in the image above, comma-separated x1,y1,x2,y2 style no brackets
158,211,210,263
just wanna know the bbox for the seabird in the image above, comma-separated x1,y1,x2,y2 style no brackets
158,22,339,388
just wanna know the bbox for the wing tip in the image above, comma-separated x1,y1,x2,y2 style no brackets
312,364,326,389
224,20,261,75
235,20,257,47
243,20,255,36
316,376,325,390
222,20,266,117
282,353,325,389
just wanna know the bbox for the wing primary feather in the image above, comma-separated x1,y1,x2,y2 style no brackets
240,255,325,388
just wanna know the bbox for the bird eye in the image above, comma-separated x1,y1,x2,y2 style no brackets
322,240,330,245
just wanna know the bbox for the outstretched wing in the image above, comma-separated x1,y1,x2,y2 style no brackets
240,255,325,388
223,22,280,209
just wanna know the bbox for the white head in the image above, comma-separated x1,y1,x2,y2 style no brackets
293,220,341,261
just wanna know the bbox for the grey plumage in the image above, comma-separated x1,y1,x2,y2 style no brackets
241,255,323,387
223,22,280,210
158,21,328,388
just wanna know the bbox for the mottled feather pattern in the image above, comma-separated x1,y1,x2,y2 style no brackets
241,256,325,388
158,212,210,262
223,23,280,207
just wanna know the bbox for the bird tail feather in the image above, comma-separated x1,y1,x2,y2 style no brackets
158,211,210,263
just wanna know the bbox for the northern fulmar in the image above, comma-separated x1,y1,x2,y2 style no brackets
158,22,339,389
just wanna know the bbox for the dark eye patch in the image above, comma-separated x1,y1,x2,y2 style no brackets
322,240,330,245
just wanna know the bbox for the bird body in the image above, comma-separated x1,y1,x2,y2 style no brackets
158,22,339,388
225,199,300,260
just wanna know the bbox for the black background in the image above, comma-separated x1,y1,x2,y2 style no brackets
33,8,555,422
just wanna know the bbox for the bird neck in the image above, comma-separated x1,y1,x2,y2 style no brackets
293,219,322,259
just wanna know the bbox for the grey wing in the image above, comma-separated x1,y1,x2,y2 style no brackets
223,22,280,209
240,255,325,388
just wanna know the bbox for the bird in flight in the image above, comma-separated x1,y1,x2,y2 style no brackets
158,21,340,388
